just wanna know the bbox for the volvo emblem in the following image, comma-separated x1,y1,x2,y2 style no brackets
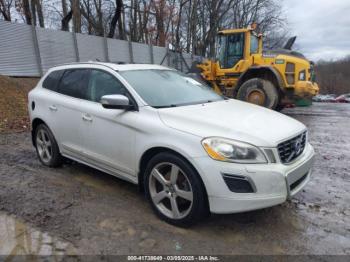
294,138,303,155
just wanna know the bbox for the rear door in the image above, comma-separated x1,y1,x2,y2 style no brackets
38,69,65,136
52,68,90,158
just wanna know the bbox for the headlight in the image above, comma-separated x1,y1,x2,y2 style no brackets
299,70,306,81
201,137,267,164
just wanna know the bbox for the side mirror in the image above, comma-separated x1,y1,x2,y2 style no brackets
100,95,134,110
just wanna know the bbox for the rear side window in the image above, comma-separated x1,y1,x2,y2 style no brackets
58,69,90,99
42,70,64,91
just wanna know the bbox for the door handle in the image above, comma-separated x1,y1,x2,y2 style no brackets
82,114,93,122
49,105,57,111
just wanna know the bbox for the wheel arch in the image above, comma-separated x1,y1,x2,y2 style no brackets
138,147,209,206
236,66,285,95
31,118,47,146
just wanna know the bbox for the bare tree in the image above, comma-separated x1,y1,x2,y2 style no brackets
150,0,176,47
33,0,44,27
16,0,32,25
174,0,189,50
0,0,13,21
72,0,81,33
61,0,71,31
5,0,288,58
316,56,350,95
108,0,123,38
80,0,104,36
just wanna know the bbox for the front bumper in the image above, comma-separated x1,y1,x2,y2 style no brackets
192,143,315,214
294,81,319,97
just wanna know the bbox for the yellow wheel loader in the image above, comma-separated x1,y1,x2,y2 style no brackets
195,25,319,110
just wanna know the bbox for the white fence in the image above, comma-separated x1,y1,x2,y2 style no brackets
0,20,199,77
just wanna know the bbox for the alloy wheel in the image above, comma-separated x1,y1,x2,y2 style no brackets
36,128,53,163
149,162,193,219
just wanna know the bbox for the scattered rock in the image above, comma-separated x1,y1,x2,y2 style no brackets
175,241,182,251
127,227,136,237
138,239,156,249
140,231,148,239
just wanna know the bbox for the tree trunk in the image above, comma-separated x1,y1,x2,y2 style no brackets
22,0,32,25
61,10,72,31
151,0,166,46
35,0,44,27
72,0,81,33
30,0,37,26
62,0,68,17
0,0,11,21
108,0,123,38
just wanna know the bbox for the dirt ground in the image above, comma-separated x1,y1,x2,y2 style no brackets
0,102,349,256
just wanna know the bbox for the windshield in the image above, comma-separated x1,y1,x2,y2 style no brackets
119,69,224,108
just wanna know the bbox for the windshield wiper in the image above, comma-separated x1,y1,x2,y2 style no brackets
153,104,178,108
153,99,224,108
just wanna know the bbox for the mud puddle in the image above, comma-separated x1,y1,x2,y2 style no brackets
0,212,76,256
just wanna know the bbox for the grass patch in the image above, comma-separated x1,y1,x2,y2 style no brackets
0,75,39,133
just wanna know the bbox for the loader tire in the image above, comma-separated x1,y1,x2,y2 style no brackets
237,78,279,110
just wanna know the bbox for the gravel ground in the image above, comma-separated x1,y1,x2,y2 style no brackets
0,102,349,255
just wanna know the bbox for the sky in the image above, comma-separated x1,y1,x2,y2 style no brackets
283,0,350,61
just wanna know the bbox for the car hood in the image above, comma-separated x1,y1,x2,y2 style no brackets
158,99,306,147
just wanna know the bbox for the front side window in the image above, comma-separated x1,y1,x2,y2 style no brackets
42,70,64,91
226,33,244,68
250,34,259,54
87,70,127,102
216,33,244,69
58,69,90,99
119,69,223,108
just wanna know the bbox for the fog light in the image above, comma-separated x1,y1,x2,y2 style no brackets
222,174,256,193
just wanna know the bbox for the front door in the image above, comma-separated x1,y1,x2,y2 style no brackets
79,68,139,182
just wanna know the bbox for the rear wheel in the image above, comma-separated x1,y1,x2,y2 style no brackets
237,78,279,109
144,152,208,227
34,124,62,167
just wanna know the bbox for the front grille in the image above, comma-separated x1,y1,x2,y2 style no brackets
278,131,307,163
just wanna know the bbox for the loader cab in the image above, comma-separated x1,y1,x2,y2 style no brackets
215,29,263,69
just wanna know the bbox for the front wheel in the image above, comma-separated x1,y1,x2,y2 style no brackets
144,152,208,227
236,78,280,110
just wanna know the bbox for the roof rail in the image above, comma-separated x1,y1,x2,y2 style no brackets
53,61,117,71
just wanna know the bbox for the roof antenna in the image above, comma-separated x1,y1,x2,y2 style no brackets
95,58,101,62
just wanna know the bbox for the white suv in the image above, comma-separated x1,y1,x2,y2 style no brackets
28,62,315,226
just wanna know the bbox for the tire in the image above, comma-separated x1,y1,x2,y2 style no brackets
34,124,62,167
144,152,208,227
236,78,279,109
275,104,285,112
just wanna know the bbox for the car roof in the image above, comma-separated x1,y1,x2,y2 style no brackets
51,62,172,72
